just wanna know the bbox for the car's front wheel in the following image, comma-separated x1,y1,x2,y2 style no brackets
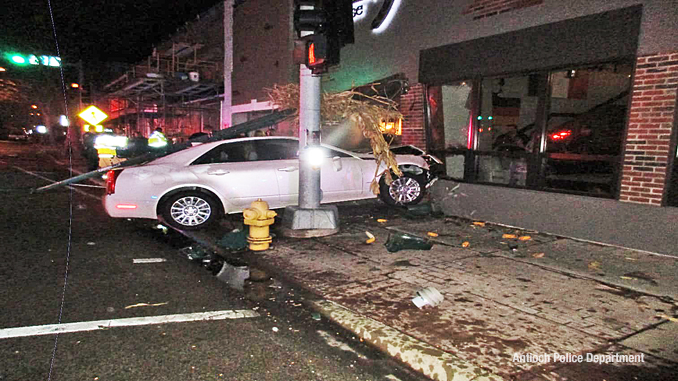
379,171,426,206
161,191,219,230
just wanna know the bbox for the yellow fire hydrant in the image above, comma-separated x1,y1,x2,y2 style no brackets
243,198,277,251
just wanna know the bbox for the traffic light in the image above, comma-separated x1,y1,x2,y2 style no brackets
293,0,354,74
306,34,329,74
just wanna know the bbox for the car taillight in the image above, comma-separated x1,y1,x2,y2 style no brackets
105,169,123,195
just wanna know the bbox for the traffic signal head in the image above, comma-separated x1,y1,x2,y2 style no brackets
306,34,329,74
294,1,326,37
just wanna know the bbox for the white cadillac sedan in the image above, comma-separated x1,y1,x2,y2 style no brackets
103,136,438,230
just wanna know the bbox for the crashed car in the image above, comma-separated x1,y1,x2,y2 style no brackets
103,136,438,230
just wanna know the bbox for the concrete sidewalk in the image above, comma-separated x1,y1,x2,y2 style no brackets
258,202,678,381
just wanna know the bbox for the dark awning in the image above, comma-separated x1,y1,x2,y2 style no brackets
419,5,642,85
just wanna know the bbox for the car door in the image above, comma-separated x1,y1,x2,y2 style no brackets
253,139,300,206
319,147,364,202
189,141,280,210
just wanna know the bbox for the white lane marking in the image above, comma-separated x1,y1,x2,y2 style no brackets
133,258,167,264
11,165,100,201
0,310,259,339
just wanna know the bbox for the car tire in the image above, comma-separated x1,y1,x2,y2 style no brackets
379,171,426,206
161,191,220,230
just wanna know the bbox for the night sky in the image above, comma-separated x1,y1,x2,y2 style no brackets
0,0,224,65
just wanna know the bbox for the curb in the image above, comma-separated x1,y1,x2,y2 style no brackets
313,299,503,381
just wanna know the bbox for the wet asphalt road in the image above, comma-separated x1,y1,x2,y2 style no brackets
0,141,426,381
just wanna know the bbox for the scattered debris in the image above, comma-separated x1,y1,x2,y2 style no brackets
215,261,250,291
502,234,517,239
179,246,210,261
427,232,439,237
87,242,96,246
588,261,601,270
376,218,388,223
311,312,321,321
532,252,545,258
462,241,470,248
124,302,168,309
412,286,444,309
518,235,532,241
384,232,433,252
656,314,678,323
217,229,248,251
133,258,167,264
472,221,485,227
272,327,279,332
365,231,376,244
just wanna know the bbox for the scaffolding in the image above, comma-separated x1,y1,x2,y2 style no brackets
103,42,223,141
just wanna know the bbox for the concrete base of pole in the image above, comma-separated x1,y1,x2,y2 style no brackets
280,205,340,238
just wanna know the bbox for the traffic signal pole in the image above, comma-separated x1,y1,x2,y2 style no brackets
297,64,322,209
281,0,355,238
281,64,339,238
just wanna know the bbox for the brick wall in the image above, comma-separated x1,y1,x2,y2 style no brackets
620,52,678,206
463,0,543,20
400,83,427,148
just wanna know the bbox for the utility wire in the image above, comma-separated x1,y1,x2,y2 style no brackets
45,1,75,380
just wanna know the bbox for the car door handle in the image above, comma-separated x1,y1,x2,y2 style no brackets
207,169,230,175
278,166,298,172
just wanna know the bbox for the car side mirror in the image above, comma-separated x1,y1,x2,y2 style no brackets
332,156,342,171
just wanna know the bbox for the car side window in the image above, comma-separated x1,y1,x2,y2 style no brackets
254,140,299,161
192,143,248,165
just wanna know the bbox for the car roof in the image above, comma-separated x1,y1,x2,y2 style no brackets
148,136,298,166
146,136,366,166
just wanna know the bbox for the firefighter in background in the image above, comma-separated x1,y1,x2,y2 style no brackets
94,130,128,168
148,127,168,150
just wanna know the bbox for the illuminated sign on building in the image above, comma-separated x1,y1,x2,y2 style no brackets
5,53,61,67
353,0,401,33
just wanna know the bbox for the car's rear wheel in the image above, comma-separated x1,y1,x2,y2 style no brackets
161,191,219,230
379,171,426,206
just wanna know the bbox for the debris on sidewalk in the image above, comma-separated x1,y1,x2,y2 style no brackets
377,218,388,223
472,221,485,227
532,252,545,258
412,286,444,309
427,231,439,237
217,229,248,251
384,232,433,252
462,241,470,248
588,261,601,271
519,235,532,241
365,231,376,244
402,202,433,219
502,234,517,239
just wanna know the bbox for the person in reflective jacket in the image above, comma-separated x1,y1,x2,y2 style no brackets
148,127,168,149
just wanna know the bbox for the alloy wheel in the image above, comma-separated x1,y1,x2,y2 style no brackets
169,196,212,227
389,177,422,204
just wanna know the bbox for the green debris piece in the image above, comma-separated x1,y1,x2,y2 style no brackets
384,232,433,252
217,229,248,251
179,245,210,260
311,312,321,321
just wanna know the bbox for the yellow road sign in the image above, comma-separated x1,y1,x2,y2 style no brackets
78,105,108,125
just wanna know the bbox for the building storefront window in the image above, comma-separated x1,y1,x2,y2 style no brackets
428,60,633,198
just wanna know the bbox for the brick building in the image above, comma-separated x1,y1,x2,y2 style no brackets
102,0,677,253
